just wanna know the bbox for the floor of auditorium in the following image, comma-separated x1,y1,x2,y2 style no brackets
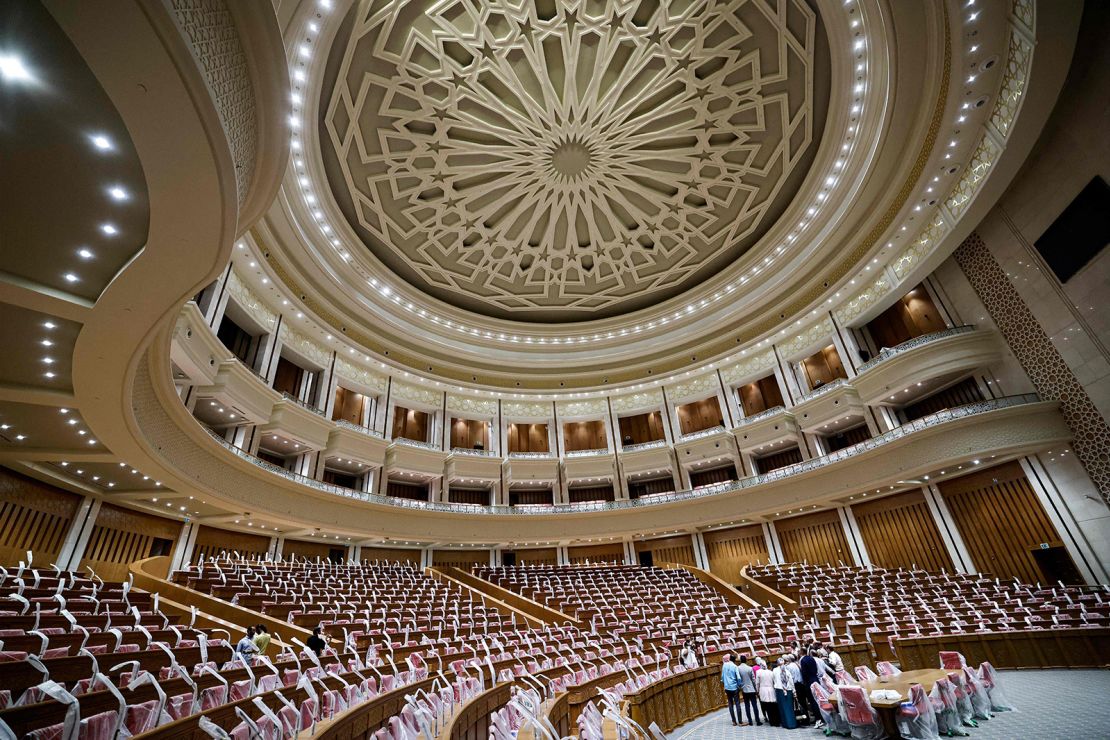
667,669,1110,738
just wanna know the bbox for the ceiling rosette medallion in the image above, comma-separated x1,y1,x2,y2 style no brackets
322,0,826,320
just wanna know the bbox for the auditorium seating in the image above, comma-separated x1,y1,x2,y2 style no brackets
472,564,864,663
748,562,1110,662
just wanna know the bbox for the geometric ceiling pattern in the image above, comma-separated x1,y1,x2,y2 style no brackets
323,0,823,320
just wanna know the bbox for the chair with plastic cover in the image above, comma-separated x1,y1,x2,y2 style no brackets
960,667,992,720
976,662,1014,712
836,685,887,740
945,672,977,728
930,679,968,737
811,682,851,737
938,651,965,670
875,661,900,677
895,684,939,740
855,665,879,683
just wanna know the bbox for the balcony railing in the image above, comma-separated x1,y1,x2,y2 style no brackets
678,425,727,442
564,448,610,458
205,394,1040,515
795,377,848,404
734,406,787,427
855,325,977,374
450,447,499,457
620,439,667,453
392,437,441,451
280,391,326,417
235,358,270,384
507,452,555,459
334,419,384,439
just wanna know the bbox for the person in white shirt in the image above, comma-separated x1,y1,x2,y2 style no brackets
826,646,844,673
679,639,700,669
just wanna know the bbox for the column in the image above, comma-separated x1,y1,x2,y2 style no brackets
691,532,710,571
57,497,101,571
261,325,283,385
717,371,741,429
556,546,569,566
420,548,434,569
772,346,803,403
829,312,860,377
837,506,870,567
490,548,502,567
201,264,233,326
622,539,636,565
921,484,973,573
762,521,783,565
169,521,199,572
271,536,286,561
348,544,362,564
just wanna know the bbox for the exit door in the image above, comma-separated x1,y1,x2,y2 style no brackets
1031,545,1083,585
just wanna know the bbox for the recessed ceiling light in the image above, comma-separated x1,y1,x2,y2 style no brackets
0,54,33,83
78,248,94,259
63,273,78,283
100,223,118,236
43,322,56,330
90,134,113,151
107,186,128,201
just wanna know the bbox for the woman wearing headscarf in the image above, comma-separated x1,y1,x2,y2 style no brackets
755,656,779,726
773,656,798,729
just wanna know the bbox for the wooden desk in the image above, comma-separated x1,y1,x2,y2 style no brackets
828,669,948,738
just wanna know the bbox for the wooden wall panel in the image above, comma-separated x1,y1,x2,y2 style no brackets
192,526,270,564
866,284,947,349
0,467,82,565
754,446,803,474
703,524,769,581
433,550,488,568
448,488,491,505
939,462,1069,583
387,480,429,501
774,510,854,566
824,423,871,453
738,375,785,416
80,504,181,581
512,548,557,566
628,477,674,499
689,464,738,488
283,539,336,562
510,489,553,506
392,406,430,442
507,423,548,453
562,420,607,452
676,397,724,435
450,418,490,450
903,377,983,421
800,345,847,389
617,412,665,445
359,547,420,565
852,490,954,572
332,386,368,424
567,484,614,503
567,542,623,564
635,535,696,566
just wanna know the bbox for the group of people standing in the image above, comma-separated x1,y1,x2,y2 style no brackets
719,640,844,730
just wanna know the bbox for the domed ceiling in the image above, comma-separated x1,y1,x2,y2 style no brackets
319,0,830,322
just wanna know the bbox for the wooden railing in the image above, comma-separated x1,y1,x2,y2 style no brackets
737,565,798,608
674,563,762,608
430,567,578,626
625,664,725,735
442,682,512,740
312,676,439,740
131,556,315,650
895,627,1110,670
